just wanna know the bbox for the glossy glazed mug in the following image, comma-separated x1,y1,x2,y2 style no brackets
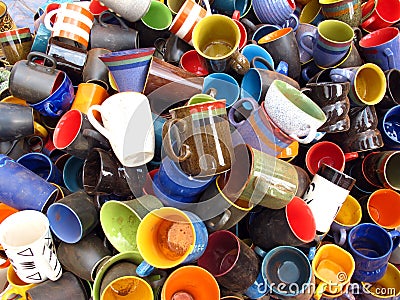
0,1,16,32
70,83,109,120
299,0,325,25
319,0,365,27
100,276,153,300
361,0,400,32
379,105,400,150
253,0,298,29
0,27,33,65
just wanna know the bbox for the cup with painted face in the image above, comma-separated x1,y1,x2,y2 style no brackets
83,148,132,197
47,190,98,244
264,80,327,144
192,14,250,75
25,271,88,300
359,27,400,72
330,195,362,246
299,20,354,68
299,0,325,25
258,27,301,81
359,189,400,230
362,151,400,192
312,244,355,300
228,97,295,156
135,207,208,277
202,73,240,108
161,265,220,300
348,223,400,282
361,0,400,32
0,27,32,65
330,63,386,106
0,154,58,211
197,230,260,293
301,81,351,133
305,141,358,175
162,94,233,177
100,196,163,254
303,164,356,234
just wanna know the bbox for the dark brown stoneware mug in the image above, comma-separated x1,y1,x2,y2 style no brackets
162,94,234,177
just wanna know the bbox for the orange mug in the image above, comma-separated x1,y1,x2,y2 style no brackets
71,83,108,121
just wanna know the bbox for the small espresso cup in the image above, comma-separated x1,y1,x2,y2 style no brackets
192,14,250,75
299,19,354,68
330,63,387,106
135,207,208,277
303,163,356,233
348,223,400,282
0,27,33,65
264,79,327,144
162,95,233,177
0,210,62,283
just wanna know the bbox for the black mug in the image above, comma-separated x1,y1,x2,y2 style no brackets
0,103,34,142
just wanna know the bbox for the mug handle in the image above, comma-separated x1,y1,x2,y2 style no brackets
27,52,57,73
250,56,274,71
384,48,395,69
290,127,317,144
329,68,355,83
241,18,257,32
136,260,155,277
229,51,250,75
228,98,259,127
98,10,130,30
232,10,240,20
282,13,299,31
333,228,347,246
33,242,62,281
299,32,315,55
162,118,191,162
205,209,231,231
43,8,62,30
87,105,111,140
276,61,289,76
314,282,328,300
345,152,359,162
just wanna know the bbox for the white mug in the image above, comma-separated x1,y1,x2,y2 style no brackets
99,0,152,22
303,164,356,233
263,79,326,144
0,210,62,283
87,92,155,167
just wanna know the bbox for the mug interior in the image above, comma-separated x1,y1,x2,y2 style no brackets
286,196,316,243
334,195,362,227
383,153,400,191
53,109,82,149
368,189,400,229
47,203,83,243
318,20,354,43
360,27,399,48
354,64,386,105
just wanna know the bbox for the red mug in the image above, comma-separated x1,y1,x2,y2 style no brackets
306,141,358,175
180,49,209,76
361,0,400,32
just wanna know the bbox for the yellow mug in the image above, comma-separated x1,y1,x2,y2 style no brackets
2,266,36,300
312,244,355,300
100,276,153,300
299,0,324,24
361,263,400,299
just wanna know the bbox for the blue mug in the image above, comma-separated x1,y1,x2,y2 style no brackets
379,105,400,150
241,44,275,70
202,73,240,108
63,156,84,192
246,246,313,299
211,0,249,16
30,72,74,117
348,223,400,282
31,23,51,53
16,152,63,185
0,154,58,211
253,0,299,30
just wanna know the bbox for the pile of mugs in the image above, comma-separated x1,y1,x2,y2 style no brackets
0,0,399,299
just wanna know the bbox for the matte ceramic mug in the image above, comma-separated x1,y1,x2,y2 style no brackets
0,210,62,283
0,103,35,142
192,14,250,75
88,92,155,167
264,79,327,144
82,48,111,91
100,0,151,22
330,63,387,106
162,95,233,177
299,19,354,68
303,163,356,233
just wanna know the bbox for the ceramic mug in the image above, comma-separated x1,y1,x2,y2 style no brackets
379,105,400,150
0,210,62,283
253,0,299,29
0,1,16,32
82,48,112,91
375,69,400,113
299,0,325,25
0,27,33,65
100,0,151,22
0,103,35,142
88,92,155,167
202,73,240,108
101,276,154,300
319,0,365,27
70,83,109,119
264,79,327,144
361,0,400,32
1,265,36,300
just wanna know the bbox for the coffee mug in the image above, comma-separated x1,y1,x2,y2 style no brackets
71,83,109,119
375,69,400,113
296,23,318,63
299,19,354,68
305,141,358,175
253,0,299,29
0,154,58,211
154,33,193,65
249,196,317,250
141,0,172,31
264,79,327,144
299,0,325,25
241,44,275,70
361,0,400,32
100,276,154,300
100,0,151,22
312,244,355,299
169,0,211,45
82,48,111,91
348,223,400,282
0,1,16,33
192,14,250,75
44,2,94,49
0,210,62,283
87,92,155,167
179,49,209,76
0,103,34,142
330,195,362,246
1,265,36,300
100,196,163,253
224,144,298,209
31,23,51,53
162,95,233,177
379,105,400,150
319,0,365,27
330,63,387,106
359,27,400,71
228,97,294,156
135,207,208,277
197,230,260,292
161,265,220,300
202,73,240,108
303,163,356,233
47,190,98,243
241,18,281,42
61,155,83,191
0,27,33,65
